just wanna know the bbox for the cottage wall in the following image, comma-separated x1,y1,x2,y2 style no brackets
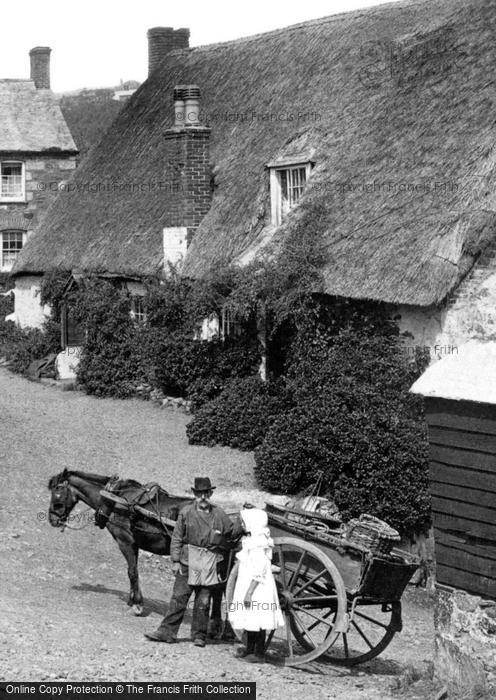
397,240,496,361
0,152,77,222
10,275,48,328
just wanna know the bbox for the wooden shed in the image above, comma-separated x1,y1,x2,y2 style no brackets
411,341,496,599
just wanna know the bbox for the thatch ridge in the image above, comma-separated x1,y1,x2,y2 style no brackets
14,0,496,306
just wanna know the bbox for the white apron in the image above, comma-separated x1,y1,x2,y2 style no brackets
228,511,285,632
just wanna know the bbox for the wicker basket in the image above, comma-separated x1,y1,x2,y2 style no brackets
345,514,400,555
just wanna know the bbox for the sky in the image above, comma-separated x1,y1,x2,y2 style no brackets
2,0,404,92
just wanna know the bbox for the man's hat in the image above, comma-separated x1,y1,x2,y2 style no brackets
192,477,216,492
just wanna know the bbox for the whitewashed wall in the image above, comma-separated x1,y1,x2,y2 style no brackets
11,275,49,328
397,243,496,362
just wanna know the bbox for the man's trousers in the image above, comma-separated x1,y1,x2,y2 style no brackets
157,568,212,641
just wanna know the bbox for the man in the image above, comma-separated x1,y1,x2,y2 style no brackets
144,477,242,646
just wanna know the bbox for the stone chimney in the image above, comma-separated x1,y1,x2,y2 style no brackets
29,47,51,89
147,27,190,77
162,84,211,266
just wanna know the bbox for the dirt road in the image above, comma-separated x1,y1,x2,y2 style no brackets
0,369,437,698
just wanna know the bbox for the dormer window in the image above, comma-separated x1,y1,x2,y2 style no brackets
0,161,25,201
268,161,312,227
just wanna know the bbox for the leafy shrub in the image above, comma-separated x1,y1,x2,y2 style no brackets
0,288,14,319
0,318,60,375
153,334,261,409
254,301,431,538
255,388,430,536
186,376,292,450
75,280,152,397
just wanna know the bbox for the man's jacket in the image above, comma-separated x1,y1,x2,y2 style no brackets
170,502,242,566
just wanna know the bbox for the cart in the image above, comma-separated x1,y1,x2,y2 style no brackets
225,501,419,668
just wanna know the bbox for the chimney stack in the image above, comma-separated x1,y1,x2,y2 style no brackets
147,27,190,77
163,84,211,257
29,47,51,89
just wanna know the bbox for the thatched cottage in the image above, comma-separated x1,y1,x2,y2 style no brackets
0,47,77,308
11,0,496,365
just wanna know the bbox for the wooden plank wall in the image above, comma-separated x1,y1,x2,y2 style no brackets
426,397,496,600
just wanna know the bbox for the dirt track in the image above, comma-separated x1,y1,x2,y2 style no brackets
0,369,438,698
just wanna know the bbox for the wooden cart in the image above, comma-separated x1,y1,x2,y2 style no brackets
225,502,419,667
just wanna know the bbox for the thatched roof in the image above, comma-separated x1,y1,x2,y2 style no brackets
0,80,77,153
14,0,496,306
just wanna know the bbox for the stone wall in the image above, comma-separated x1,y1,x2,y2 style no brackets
435,587,496,697
0,152,77,223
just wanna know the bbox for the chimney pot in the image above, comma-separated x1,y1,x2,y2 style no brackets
182,85,201,126
29,46,51,89
173,85,188,126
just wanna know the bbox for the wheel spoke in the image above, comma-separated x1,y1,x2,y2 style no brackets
292,610,317,648
277,545,287,590
351,620,374,649
288,551,306,591
285,613,293,659
293,604,334,628
354,610,390,630
308,609,332,632
293,568,328,597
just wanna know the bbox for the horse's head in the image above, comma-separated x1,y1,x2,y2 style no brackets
47,470,79,528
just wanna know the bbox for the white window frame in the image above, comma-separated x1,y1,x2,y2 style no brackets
130,295,146,323
269,162,312,227
220,307,240,340
0,161,25,202
1,230,26,271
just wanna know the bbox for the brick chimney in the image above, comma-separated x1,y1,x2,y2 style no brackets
162,85,211,266
29,47,51,89
147,27,190,77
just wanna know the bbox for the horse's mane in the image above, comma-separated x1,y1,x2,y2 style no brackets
47,470,112,490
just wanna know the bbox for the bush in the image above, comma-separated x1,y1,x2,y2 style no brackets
0,318,60,375
186,376,292,450
254,301,431,538
75,280,152,397
154,334,261,409
255,389,430,536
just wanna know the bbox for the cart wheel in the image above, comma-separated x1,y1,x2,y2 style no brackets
226,536,348,667
321,600,402,666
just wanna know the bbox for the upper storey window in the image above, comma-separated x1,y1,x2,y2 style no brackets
0,162,25,201
1,231,25,271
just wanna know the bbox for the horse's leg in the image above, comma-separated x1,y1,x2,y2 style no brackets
109,525,144,616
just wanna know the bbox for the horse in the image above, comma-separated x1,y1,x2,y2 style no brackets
47,468,228,631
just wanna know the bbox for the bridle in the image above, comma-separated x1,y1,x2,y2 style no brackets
49,479,93,531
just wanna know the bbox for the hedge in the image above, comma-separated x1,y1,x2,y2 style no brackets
186,376,292,450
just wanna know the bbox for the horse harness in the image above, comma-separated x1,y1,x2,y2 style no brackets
95,475,177,538
50,479,94,531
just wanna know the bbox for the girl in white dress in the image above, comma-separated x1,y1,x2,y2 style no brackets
229,508,285,661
